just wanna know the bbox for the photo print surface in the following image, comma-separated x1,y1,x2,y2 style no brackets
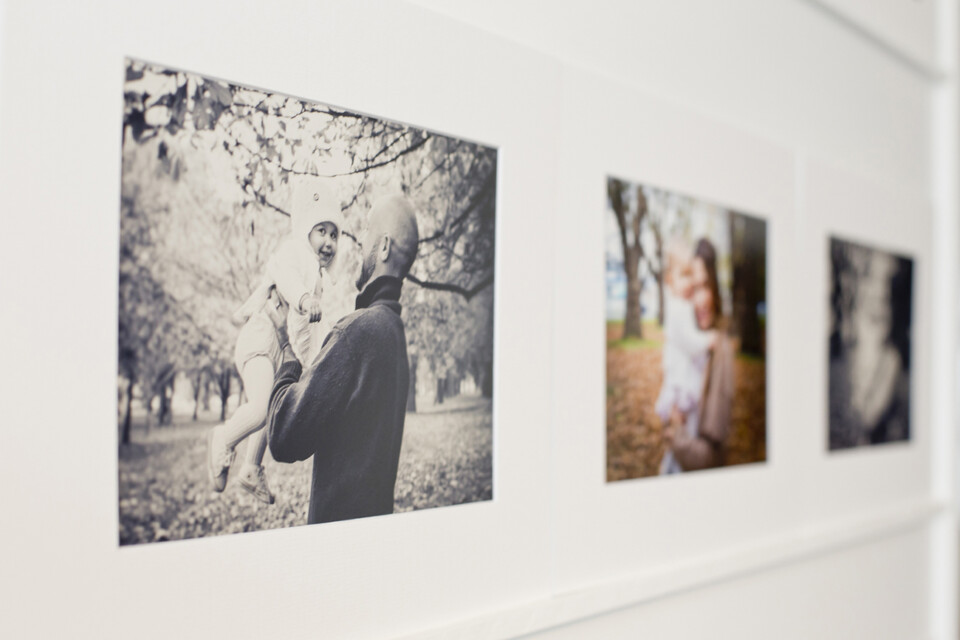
118,59,496,544
605,177,767,481
828,237,913,450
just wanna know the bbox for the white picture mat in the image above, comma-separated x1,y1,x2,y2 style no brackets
0,2,558,638
553,67,794,586
551,68,933,590
797,157,932,522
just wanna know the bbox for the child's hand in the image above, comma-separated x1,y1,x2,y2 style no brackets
300,294,323,323
706,329,720,349
664,407,686,447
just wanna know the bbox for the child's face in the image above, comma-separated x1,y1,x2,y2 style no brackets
308,221,339,267
675,265,695,299
667,253,695,299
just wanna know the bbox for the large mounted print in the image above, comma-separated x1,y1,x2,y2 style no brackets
118,60,496,544
828,237,913,450
605,177,767,481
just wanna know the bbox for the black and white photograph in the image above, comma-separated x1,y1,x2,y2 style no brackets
829,237,913,450
118,59,496,544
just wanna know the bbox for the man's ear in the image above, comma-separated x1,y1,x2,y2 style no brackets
379,235,392,262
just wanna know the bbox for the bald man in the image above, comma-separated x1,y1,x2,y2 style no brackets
266,195,419,524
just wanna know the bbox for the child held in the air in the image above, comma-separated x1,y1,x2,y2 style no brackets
207,178,343,502
656,238,716,475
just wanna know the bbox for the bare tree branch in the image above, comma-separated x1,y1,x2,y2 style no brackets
326,134,430,178
405,273,493,301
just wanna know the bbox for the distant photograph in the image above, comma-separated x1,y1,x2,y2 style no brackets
118,59,495,544
828,237,913,450
605,177,767,481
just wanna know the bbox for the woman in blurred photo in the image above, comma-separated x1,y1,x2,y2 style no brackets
662,238,735,471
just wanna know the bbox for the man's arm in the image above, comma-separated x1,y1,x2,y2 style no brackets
267,346,305,462
266,322,360,463
262,287,309,463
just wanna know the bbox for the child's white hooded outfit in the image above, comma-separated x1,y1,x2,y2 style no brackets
656,292,713,474
233,178,344,373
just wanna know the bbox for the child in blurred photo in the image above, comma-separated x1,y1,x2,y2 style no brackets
656,237,716,474
206,177,344,503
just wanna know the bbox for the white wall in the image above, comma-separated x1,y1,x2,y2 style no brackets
406,1,957,638
410,0,934,195
522,525,931,640
0,1,955,638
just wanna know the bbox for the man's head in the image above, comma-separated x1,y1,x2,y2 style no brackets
357,195,419,290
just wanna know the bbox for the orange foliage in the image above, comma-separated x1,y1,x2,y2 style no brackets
606,326,766,482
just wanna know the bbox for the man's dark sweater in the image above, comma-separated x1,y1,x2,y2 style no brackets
267,276,410,524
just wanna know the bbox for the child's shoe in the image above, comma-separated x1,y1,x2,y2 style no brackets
206,428,235,492
238,464,275,504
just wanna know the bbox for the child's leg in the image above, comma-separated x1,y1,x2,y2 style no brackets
230,356,277,504
220,355,274,449
209,316,280,494
237,424,274,503
243,424,268,467
660,450,676,475
232,279,273,326
235,341,272,468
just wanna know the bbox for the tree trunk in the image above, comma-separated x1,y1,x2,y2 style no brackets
406,354,418,413
652,219,665,327
482,361,493,398
202,378,212,412
218,370,231,421
655,271,665,327
158,394,168,426
732,214,766,356
121,380,134,445
159,379,174,426
144,396,154,434
192,371,202,421
435,376,445,405
729,212,741,340
623,251,643,339
608,178,646,340
168,377,175,423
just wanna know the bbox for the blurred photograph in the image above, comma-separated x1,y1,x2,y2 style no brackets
605,177,767,481
828,237,912,450
118,60,495,544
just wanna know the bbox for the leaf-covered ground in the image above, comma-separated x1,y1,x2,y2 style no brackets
118,398,492,545
606,321,766,481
